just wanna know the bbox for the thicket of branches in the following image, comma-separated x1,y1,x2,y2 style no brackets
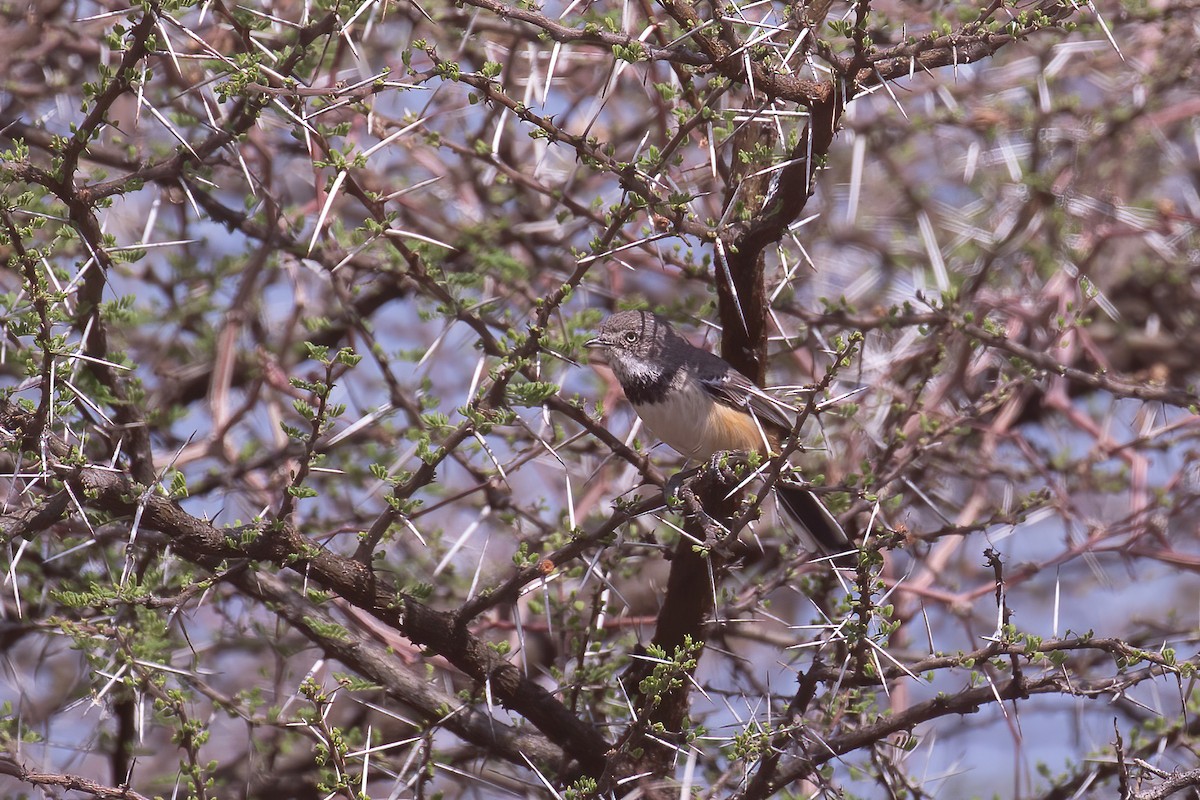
2,0,1199,797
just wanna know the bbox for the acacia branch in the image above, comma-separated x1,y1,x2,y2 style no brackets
0,399,612,781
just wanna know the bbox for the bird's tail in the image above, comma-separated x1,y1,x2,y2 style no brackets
776,483,854,562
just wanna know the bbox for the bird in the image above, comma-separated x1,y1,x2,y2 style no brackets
585,309,850,555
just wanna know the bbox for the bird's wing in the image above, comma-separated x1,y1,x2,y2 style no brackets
694,358,798,434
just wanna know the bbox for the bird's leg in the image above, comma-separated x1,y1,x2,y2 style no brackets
670,477,730,546
664,453,750,547
664,464,731,542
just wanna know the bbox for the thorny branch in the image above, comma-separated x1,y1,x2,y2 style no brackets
2,0,1198,797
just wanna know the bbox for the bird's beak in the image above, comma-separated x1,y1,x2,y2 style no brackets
584,337,605,349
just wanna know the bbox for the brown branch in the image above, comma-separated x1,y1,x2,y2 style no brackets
233,566,567,766
656,0,828,104
0,761,153,800
1131,766,1200,800
858,2,1078,89
736,663,1177,800
715,90,842,377
956,318,1200,407
0,398,612,781
454,0,709,65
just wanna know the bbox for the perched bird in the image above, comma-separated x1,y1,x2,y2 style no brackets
586,310,850,555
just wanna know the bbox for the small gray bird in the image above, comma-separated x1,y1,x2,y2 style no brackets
586,310,850,555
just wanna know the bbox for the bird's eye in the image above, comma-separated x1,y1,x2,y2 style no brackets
622,331,638,344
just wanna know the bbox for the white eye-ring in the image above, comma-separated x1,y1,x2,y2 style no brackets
622,330,638,344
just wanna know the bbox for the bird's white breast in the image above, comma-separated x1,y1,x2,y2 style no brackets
632,380,767,461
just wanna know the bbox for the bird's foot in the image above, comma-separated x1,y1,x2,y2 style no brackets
663,452,742,509
704,450,746,485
